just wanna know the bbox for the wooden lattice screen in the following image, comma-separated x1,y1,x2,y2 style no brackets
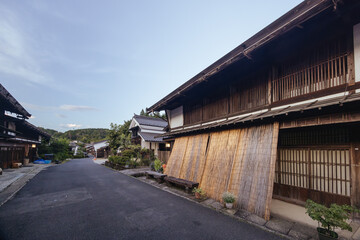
272,37,349,102
274,147,351,204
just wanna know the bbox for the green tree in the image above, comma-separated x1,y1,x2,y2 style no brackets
108,120,131,153
38,138,72,161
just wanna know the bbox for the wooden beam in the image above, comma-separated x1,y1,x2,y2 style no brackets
279,111,360,129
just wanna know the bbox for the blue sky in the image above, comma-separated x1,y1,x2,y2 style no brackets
0,0,302,131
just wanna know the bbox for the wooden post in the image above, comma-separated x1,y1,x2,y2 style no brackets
351,142,360,218
348,32,355,87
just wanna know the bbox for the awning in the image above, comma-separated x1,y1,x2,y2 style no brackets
163,92,360,137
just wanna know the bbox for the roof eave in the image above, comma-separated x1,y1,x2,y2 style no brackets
146,0,335,112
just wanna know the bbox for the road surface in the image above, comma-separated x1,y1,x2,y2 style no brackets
0,158,283,240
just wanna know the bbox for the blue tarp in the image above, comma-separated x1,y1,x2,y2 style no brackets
34,159,51,164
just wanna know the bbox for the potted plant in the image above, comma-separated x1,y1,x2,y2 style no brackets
193,187,206,199
305,199,359,240
222,192,236,209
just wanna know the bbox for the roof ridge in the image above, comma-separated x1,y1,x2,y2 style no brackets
134,114,167,122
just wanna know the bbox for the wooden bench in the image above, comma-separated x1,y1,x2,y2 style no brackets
164,176,199,193
145,171,167,183
12,163,22,168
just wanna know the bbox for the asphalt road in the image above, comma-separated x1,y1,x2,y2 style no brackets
0,158,283,240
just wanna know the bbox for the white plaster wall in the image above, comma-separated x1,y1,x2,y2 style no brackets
168,106,183,128
140,140,159,156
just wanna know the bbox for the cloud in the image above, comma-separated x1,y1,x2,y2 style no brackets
60,123,82,129
55,113,67,118
0,7,50,84
60,105,98,111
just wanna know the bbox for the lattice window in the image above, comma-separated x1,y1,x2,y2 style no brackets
275,148,351,197
310,149,350,196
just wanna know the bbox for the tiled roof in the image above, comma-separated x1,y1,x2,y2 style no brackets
138,132,164,142
133,114,167,128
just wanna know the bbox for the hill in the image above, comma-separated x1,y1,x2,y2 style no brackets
39,127,109,143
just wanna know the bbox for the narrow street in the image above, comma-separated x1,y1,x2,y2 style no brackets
0,159,283,240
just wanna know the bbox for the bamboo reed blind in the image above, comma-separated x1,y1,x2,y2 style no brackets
165,123,279,220
275,148,351,197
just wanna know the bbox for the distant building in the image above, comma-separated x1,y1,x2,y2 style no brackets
129,114,171,162
86,140,109,159
0,84,50,168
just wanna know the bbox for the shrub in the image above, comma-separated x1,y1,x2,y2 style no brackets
154,159,162,172
122,149,136,159
193,187,206,197
108,155,126,166
305,199,359,236
222,192,236,203
140,158,151,166
73,152,85,159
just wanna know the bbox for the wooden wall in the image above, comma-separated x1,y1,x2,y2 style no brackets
182,33,352,127
165,123,279,220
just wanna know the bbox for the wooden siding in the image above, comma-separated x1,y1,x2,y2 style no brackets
158,150,171,163
272,36,349,102
182,34,353,127
229,73,268,113
165,123,279,219
0,146,24,169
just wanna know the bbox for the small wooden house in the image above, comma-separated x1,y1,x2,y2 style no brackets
129,114,171,162
91,140,110,159
0,84,50,168
147,0,360,220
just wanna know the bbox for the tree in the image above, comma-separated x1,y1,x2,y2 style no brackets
139,109,167,120
108,120,131,154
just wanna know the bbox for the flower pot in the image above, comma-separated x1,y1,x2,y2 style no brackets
317,228,338,240
225,203,233,209
195,192,201,199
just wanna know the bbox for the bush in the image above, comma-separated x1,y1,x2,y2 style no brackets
121,149,136,160
154,159,163,172
193,187,206,198
140,158,151,166
305,199,359,235
38,138,72,161
73,151,85,159
108,155,126,166
222,192,236,203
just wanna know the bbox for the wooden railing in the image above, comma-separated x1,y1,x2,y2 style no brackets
272,53,349,102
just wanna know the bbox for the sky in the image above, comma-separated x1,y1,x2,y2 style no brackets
0,0,302,132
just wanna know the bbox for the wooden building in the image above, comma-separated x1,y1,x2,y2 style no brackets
0,84,50,169
89,140,110,159
129,114,171,162
147,0,360,220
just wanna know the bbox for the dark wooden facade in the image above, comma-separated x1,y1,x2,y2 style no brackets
147,1,360,216
182,32,354,128
0,84,50,168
